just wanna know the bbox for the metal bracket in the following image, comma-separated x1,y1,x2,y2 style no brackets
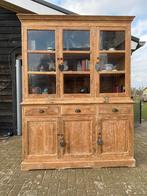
58,134,65,148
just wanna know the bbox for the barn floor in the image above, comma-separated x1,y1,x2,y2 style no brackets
0,123,147,196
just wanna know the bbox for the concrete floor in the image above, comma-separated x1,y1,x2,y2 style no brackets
0,122,147,196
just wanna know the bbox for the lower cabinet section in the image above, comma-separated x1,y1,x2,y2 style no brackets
22,104,135,170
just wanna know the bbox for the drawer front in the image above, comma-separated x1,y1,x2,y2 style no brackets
61,105,96,115
99,104,132,114
25,106,59,116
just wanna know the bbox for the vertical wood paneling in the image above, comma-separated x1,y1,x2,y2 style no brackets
0,6,21,135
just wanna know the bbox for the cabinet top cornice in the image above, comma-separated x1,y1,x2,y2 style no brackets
17,14,135,23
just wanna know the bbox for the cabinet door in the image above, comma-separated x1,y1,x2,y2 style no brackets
25,118,58,159
99,116,131,155
96,28,128,97
61,116,96,158
25,29,59,99
59,28,94,98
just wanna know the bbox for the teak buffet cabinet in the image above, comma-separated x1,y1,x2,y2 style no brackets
18,14,136,170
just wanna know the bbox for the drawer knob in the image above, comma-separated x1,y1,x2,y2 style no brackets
39,109,45,113
75,108,81,113
112,108,119,112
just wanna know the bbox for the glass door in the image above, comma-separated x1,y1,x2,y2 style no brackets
60,29,93,97
96,28,126,96
27,30,57,97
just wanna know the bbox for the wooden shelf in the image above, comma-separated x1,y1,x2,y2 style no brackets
28,50,56,54
99,70,125,74
63,50,90,54
62,71,90,74
28,71,56,75
99,50,125,54
99,92,126,95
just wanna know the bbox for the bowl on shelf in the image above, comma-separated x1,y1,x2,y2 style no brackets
108,48,115,51
105,64,113,71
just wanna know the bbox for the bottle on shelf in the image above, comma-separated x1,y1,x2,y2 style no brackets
77,61,82,71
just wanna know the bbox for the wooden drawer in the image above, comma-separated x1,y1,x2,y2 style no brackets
61,105,96,115
99,104,132,114
25,106,59,116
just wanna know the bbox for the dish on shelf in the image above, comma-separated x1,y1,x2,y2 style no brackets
31,86,42,94
108,48,115,51
105,64,113,71
47,47,54,51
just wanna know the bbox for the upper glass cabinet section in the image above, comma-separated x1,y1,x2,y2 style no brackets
100,31,125,50
63,30,90,51
28,30,55,51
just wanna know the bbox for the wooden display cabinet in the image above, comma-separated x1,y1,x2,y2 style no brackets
18,15,135,170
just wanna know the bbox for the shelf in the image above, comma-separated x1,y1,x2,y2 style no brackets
64,74,90,94
100,73,125,93
28,71,56,75
28,50,56,54
63,51,90,54
99,50,125,54
62,71,90,74
99,92,126,95
99,71,125,74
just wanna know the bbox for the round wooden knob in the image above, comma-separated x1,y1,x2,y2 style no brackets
39,109,45,113
112,108,119,112
75,108,81,113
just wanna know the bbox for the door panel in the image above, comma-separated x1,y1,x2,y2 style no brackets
25,29,60,98
100,117,129,154
58,28,94,97
96,28,127,97
62,116,95,158
27,118,58,157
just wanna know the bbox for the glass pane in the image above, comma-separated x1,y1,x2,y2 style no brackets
98,53,125,71
28,30,55,50
29,75,56,94
63,30,90,51
28,54,56,72
100,74,125,93
64,74,90,94
100,31,125,50
63,54,90,71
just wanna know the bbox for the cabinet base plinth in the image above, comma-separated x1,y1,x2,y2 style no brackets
21,159,136,171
